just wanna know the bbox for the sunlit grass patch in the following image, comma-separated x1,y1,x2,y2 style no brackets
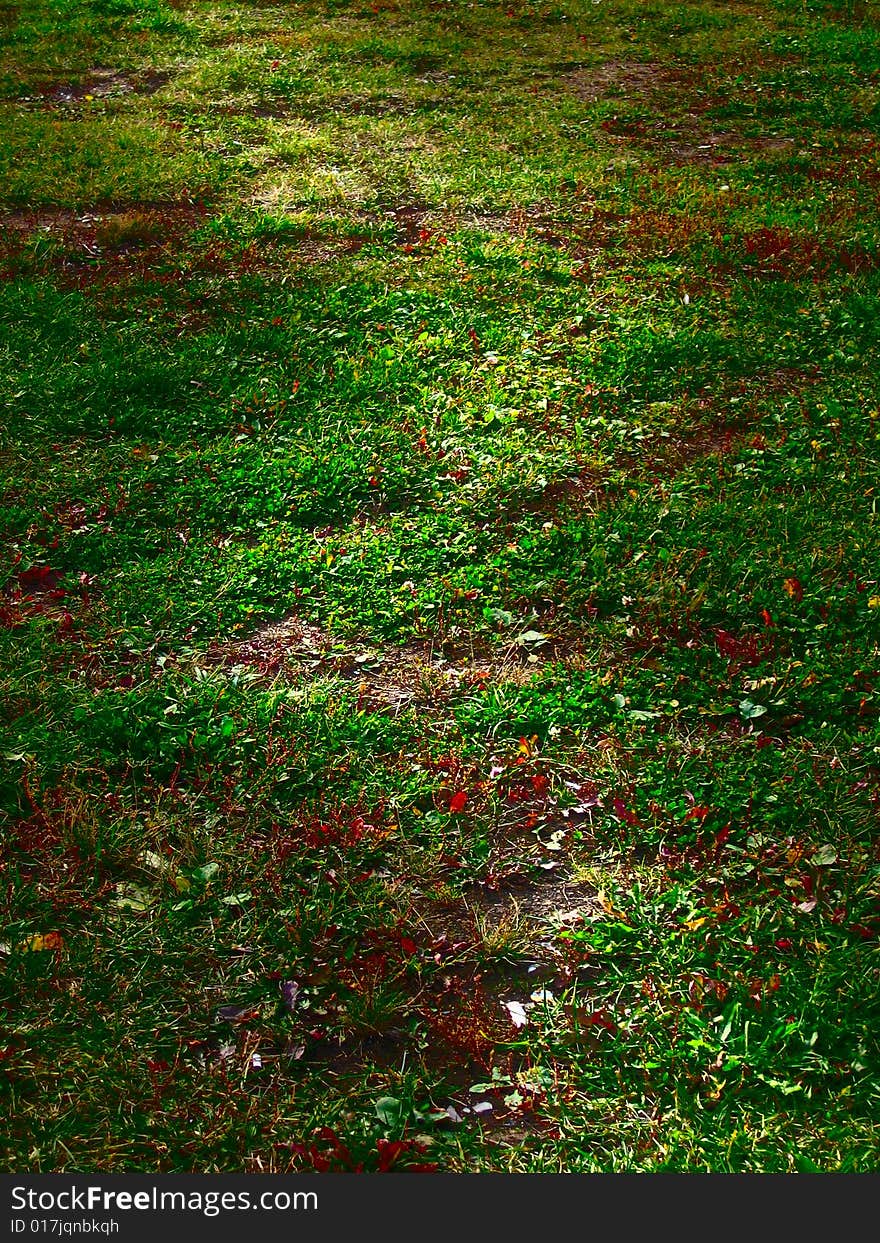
0,112,217,207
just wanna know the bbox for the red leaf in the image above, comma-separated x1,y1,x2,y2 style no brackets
611,797,639,827
375,1140,409,1172
17,566,62,594
449,791,467,814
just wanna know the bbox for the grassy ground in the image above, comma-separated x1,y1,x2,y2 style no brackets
1,0,879,1172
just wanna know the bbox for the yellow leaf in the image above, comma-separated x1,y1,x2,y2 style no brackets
24,932,64,952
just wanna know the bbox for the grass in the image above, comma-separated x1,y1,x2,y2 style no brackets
1,0,879,1173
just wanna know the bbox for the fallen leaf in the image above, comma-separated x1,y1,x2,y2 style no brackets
375,1096,404,1126
113,883,155,912
139,849,167,874
17,566,62,594
216,1004,260,1023
138,850,189,892
814,844,838,867
24,932,64,952
504,1000,529,1028
280,980,301,1012
550,908,584,925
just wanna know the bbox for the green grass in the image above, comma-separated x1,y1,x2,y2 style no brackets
1,0,879,1173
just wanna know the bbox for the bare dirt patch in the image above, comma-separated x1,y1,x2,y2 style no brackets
0,205,366,294
0,200,204,245
285,231,368,263
205,615,562,708
297,932,583,1135
378,199,433,245
465,200,624,254
599,114,796,165
12,69,171,109
419,874,598,947
543,371,819,518
294,864,600,1134
339,93,444,118
565,60,675,102
26,68,171,107
0,201,207,285
665,130,795,165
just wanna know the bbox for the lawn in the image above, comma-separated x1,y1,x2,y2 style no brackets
1,0,879,1172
